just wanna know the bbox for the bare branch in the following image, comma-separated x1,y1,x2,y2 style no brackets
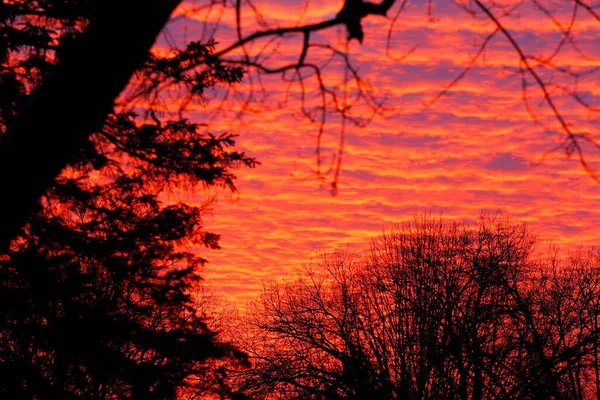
474,0,598,181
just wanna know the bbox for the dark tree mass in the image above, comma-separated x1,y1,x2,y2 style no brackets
0,0,182,250
237,215,600,400
0,1,253,398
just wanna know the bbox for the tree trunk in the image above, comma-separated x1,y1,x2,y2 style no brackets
0,0,181,251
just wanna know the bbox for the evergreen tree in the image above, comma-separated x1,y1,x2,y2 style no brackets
0,1,253,398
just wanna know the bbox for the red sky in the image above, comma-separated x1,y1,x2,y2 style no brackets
159,1,600,306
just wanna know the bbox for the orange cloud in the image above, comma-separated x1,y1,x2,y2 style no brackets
160,1,600,306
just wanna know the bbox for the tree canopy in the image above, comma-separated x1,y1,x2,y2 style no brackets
236,214,600,399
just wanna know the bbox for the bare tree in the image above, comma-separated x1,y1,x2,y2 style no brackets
528,250,600,399
193,0,600,188
233,214,600,399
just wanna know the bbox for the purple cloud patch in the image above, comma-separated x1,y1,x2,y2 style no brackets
484,152,529,172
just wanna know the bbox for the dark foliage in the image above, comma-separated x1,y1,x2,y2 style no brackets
0,1,253,398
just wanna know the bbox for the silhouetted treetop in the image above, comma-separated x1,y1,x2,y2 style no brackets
234,214,600,399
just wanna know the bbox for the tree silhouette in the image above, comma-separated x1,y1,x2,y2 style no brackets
235,214,600,399
0,0,182,251
0,1,254,398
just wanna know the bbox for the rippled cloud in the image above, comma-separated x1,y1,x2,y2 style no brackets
165,1,600,306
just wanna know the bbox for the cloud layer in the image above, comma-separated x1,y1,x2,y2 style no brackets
164,0,600,306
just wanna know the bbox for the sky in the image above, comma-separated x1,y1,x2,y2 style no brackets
158,0,600,306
